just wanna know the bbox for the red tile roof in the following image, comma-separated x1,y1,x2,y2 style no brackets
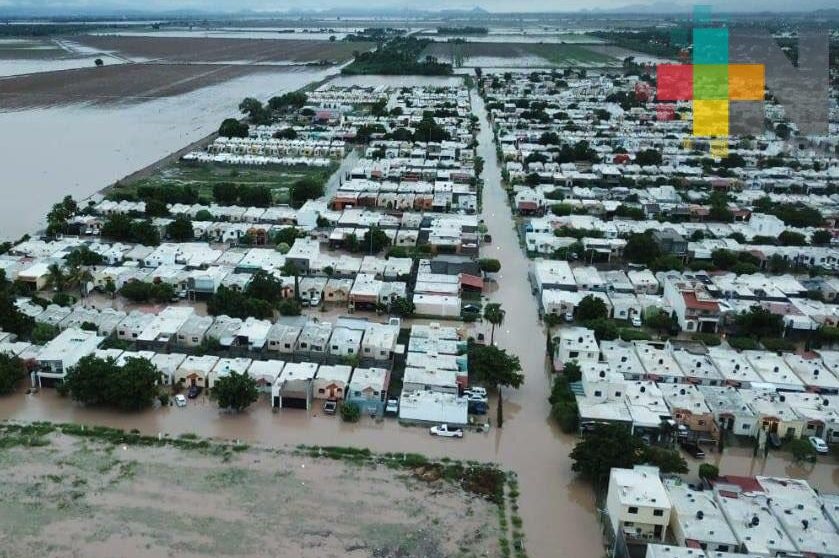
682,291,719,311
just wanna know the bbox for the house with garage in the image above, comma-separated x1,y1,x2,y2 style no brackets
175,355,219,389
176,314,214,349
740,389,806,440
272,361,318,409
361,320,400,365
659,383,719,442
698,385,758,437
312,364,352,400
554,326,599,371
663,478,739,553
246,359,286,393
576,362,633,429
707,347,763,388
783,353,839,394
671,346,724,386
36,327,105,387
205,315,244,348
150,353,188,386
327,324,363,362
601,340,647,381
136,306,194,350
345,366,390,415
606,465,671,541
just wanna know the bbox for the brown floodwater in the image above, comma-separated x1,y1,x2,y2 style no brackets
1,91,835,558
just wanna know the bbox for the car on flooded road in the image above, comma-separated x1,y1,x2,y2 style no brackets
385,398,399,416
429,424,464,438
679,440,705,459
809,436,829,454
174,394,187,407
322,399,337,415
187,386,202,399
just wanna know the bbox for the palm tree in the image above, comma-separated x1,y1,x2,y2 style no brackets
483,303,505,344
44,263,67,293
67,265,93,298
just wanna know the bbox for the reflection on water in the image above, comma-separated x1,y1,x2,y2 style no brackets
0,66,335,240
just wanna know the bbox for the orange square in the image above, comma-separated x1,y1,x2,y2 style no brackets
729,64,764,101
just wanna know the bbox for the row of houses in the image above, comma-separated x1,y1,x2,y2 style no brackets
557,327,839,443
609,468,839,558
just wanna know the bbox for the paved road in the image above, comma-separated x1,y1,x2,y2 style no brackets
471,92,603,558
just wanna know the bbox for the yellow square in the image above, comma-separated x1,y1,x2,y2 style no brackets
729,64,764,101
693,100,729,137
710,139,729,158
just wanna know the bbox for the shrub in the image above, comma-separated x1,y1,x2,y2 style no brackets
698,463,719,481
691,333,722,346
727,336,760,350
619,328,651,342
340,402,361,423
761,337,796,352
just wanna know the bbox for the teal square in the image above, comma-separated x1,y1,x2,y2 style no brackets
693,5,712,24
693,28,728,64
693,65,728,100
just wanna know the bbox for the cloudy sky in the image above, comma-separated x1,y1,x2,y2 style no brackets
0,0,835,12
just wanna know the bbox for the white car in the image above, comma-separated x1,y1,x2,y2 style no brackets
463,387,487,400
631,315,642,327
429,424,464,438
809,436,829,454
174,394,187,407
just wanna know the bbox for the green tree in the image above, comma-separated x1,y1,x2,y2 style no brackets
768,254,790,273
166,216,194,242
577,295,608,322
272,227,303,247
734,305,783,339
635,149,662,166
478,258,501,273
290,177,324,207
787,438,816,463
114,357,162,411
31,323,60,344
213,182,240,205
468,343,524,389
214,371,259,412
238,97,270,124
643,446,688,474
64,355,113,407
245,271,285,306
341,401,361,422
623,232,660,265
483,303,505,344
570,423,646,486
44,263,68,292
391,297,415,317
698,463,719,481
218,118,249,138
0,353,25,395
362,227,391,254
711,249,738,270
811,229,832,246
778,230,807,246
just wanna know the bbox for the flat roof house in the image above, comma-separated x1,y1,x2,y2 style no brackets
707,347,763,389
176,314,214,349
698,386,758,438
554,326,599,371
266,322,302,356
175,355,219,389
36,327,105,387
207,357,252,390
398,389,468,425
606,465,672,542
295,320,332,363
312,364,352,400
272,361,318,410
150,353,187,386
659,383,719,442
663,478,739,553
346,366,390,415
247,359,286,393
714,485,798,557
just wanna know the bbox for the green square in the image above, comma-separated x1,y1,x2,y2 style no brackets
693,28,728,64
693,64,728,100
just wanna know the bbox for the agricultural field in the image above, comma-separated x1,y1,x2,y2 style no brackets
108,160,338,205
0,38,70,59
0,423,505,558
0,63,317,109
75,36,373,64
423,41,619,68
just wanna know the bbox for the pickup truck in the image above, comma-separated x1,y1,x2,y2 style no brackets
429,424,464,438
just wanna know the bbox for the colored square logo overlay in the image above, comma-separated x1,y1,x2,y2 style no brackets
657,65,693,101
729,64,764,101
693,100,728,137
693,64,728,100
693,28,728,65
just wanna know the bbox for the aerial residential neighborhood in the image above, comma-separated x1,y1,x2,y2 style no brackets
0,4,836,558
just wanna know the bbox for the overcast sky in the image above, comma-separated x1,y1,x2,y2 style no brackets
0,0,835,13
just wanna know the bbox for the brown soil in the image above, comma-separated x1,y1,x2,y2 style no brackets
77,36,372,64
0,63,302,109
0,429,501,558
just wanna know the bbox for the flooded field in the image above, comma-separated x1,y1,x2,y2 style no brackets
75,36,371,64
0,425,502,558
0,66,335,240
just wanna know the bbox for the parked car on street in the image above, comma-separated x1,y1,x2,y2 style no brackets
174,394,187,407
679,440,705,459
809,436,829,454
429,424,464,438
322,399,337,415
187,386,202,399
385,398,399,415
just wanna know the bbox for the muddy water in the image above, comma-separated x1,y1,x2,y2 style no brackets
0,66,336,241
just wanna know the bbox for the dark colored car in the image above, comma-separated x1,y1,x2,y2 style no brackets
322,399,337,415
187,385,202,399
680,440,705,459
768,432,783,448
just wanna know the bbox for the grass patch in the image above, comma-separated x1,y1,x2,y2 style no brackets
728,336,760,350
